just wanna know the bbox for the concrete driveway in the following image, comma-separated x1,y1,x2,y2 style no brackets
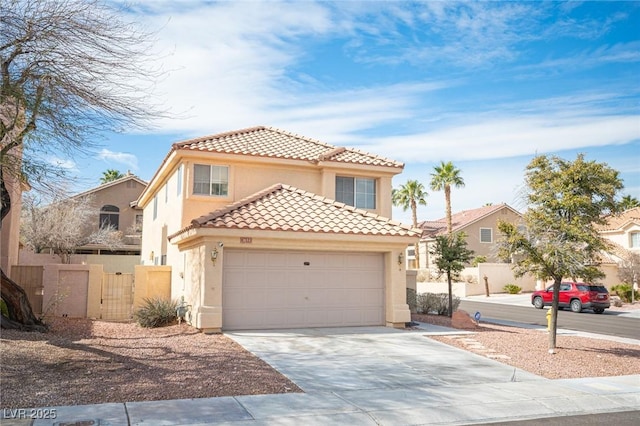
227,326,544,393
220,326,637,425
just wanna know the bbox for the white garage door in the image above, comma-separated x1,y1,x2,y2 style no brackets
222,250,384,330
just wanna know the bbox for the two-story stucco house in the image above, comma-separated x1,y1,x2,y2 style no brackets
137,126,419,332
412,203,522,270
70,173,147,255
597,207,640,254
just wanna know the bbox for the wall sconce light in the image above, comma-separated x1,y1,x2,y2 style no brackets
398,252,404,266
211,248,218,265
149,251,154,261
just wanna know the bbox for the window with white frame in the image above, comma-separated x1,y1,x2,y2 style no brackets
153,195,158,220
631,232,640,248
176,165,182,196
193,164,228,196
480,227,493,243
336,176,376,209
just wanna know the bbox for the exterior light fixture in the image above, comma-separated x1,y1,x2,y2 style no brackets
211,248,218,265
398,252,404,266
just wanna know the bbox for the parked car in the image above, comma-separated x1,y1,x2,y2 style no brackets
531,282,610,313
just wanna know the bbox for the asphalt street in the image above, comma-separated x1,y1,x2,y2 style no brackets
459,300,640,340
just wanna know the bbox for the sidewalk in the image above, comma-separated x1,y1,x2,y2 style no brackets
2,374,639,425
2,322,639,425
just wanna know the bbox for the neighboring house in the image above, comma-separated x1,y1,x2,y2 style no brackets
596,207,640,254
69,172,147,255
412,203,523,270
137,126,419,332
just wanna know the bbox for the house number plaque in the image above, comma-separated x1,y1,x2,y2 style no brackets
240,237,252,244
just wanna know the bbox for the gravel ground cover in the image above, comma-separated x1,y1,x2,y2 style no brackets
1,302,638,409
0,318,301,409
414,302,640,380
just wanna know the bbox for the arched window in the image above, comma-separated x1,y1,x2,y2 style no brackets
100,205,120,230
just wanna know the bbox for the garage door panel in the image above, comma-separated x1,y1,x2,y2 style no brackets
223,250,384,330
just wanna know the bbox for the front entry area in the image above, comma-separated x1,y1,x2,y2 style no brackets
222,250,385,330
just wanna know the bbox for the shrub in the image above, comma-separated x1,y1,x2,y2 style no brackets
610,284,639,304
416,292,460,315
471,256,487,266
134,297,178,328
503,284,522,294
406,288,417,313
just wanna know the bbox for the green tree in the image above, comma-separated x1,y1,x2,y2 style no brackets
498,154,622,351
430,161,465,234
1,0,161,330
619,195,640,211
100,169,124,184
429,232,474,317
392,180,427,268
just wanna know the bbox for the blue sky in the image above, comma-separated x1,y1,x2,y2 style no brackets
66,1,639,224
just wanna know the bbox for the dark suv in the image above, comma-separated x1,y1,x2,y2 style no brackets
531,282,610,314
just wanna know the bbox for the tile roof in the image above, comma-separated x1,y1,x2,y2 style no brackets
170,184,420,239
419,203,520,238
596,207,640,231
172,126,403,168
72,173,147,199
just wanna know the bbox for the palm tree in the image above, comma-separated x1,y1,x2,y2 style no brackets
392,180,428,268
619,195,640,211
100,169,124,184
430,161,465,235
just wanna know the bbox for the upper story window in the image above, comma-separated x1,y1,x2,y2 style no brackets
153,195,158,220
176,165,183,196
100,205,120,230
194,164,228,196
631,232,640,248
480,228,493,243
336,176,376,209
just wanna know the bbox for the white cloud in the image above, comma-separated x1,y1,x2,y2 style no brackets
97,149,138,170
369,114,639,164
48,157,77,170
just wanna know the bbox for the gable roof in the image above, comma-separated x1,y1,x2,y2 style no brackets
596,207,640,232
169,183,420,240
419,203,521,239
72,173,148,199
171,126,403,168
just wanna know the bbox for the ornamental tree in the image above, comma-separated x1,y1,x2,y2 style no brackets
498,154,623,351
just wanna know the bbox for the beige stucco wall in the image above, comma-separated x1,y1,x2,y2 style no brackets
139,150,401,269
42,264,102,318
601,223,640,252
133,265,172,310
82,178,145,235
18,249,140,274
460,208,522,262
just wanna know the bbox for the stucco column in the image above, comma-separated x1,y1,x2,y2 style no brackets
194,242,224,333
385,250,411,328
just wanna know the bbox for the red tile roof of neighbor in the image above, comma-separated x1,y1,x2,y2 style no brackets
596,207,640,231
419,203,519,238
172,126,404,168
169,184,420,240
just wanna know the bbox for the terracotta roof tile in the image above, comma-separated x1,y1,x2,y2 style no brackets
596,207,640,231
170,184,419,239
173,126,403,168
419,203,520,238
